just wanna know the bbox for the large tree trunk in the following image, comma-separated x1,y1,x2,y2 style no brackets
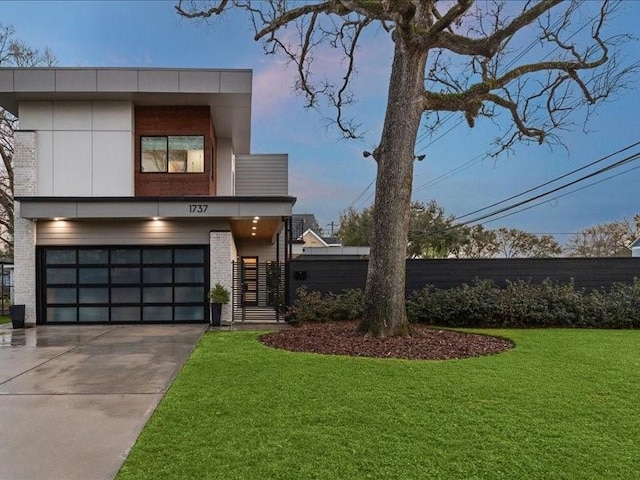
358,38,427,338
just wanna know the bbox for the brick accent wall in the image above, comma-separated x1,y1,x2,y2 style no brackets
134,106,216,196
13,131,38,322
210,231,234,323
14,131,37,196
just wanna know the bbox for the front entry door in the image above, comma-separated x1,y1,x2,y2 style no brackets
241,257,258,306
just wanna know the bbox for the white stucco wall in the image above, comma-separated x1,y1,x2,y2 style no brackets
18,101,134,197
216,138,234,196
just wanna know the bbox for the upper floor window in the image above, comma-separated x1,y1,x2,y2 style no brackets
141,136,205,173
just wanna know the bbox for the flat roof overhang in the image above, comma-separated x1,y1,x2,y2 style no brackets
0,67,252,154
16,196,297,220
18,196,296,242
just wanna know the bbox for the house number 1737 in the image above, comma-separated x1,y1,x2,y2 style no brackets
188,204,208,213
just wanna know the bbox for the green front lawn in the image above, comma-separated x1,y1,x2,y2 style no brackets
118,329,640,480
0,315,10,325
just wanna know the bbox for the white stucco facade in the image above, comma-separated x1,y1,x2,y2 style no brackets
19,101,135,196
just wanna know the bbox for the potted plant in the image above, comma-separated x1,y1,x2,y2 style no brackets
10,303,25,329
208,283,230,326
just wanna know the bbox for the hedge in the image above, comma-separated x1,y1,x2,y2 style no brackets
290,278,640,328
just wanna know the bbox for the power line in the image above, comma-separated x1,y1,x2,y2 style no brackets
477,163,640,227
347,178,375,210
454,151,640,227
454,140,640,222
413,152,485,194
411,146,640,240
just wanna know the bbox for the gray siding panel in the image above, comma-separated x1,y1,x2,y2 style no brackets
235,154,288,196
36,219,229,246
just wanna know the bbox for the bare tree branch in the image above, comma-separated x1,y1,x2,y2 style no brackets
0,24,57,255
177,0,637,337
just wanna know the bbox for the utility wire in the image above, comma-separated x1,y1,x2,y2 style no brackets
411,147,640,240
413,153,485,194
454,151,640,227
454,140,640,221
476,163,640,227
347,178,375,209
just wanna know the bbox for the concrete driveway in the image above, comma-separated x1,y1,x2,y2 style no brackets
0,324,205,480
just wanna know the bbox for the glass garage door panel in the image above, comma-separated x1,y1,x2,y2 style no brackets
42,246,207,323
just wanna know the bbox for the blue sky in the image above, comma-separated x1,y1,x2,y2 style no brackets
2,0,640,242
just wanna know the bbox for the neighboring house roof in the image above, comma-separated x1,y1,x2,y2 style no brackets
0,67,252,154
322,236,341,246
292,213,321,239
300,229,344,248
630,238,640,248
302,228,328,247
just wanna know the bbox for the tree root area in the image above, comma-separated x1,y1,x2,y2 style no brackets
260,322,514,360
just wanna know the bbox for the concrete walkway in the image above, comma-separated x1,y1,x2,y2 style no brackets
0,324,205,480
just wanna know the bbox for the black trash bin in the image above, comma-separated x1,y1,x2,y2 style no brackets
10,304,25,329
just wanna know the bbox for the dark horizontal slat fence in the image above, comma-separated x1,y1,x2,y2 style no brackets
288,258,640,301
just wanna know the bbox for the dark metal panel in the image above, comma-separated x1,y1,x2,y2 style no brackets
288,258,640,300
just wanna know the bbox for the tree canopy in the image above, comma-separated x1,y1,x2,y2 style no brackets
339,203,561,258
338,200,465,258
178,0,636,337
565,215,639,257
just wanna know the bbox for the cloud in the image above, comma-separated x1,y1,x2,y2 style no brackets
251,27,393,122
252,60,298,120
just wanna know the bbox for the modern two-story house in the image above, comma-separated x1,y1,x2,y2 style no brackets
0,67,295,325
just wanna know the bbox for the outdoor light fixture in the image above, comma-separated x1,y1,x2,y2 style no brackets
364,150,424,161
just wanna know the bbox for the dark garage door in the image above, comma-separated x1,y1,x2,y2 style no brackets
40,246,208,324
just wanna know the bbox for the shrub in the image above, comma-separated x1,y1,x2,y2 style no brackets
291,287,364,323
292,278,640,328
407,277,640,329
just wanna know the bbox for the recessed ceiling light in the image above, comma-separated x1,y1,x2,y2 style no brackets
53,217,64,221
252,219,258,223
254,216,260,220
252,226,257,230
251,232,256,236
152,217,161,221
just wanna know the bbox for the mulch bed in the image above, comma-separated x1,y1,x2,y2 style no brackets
259,321,514,360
